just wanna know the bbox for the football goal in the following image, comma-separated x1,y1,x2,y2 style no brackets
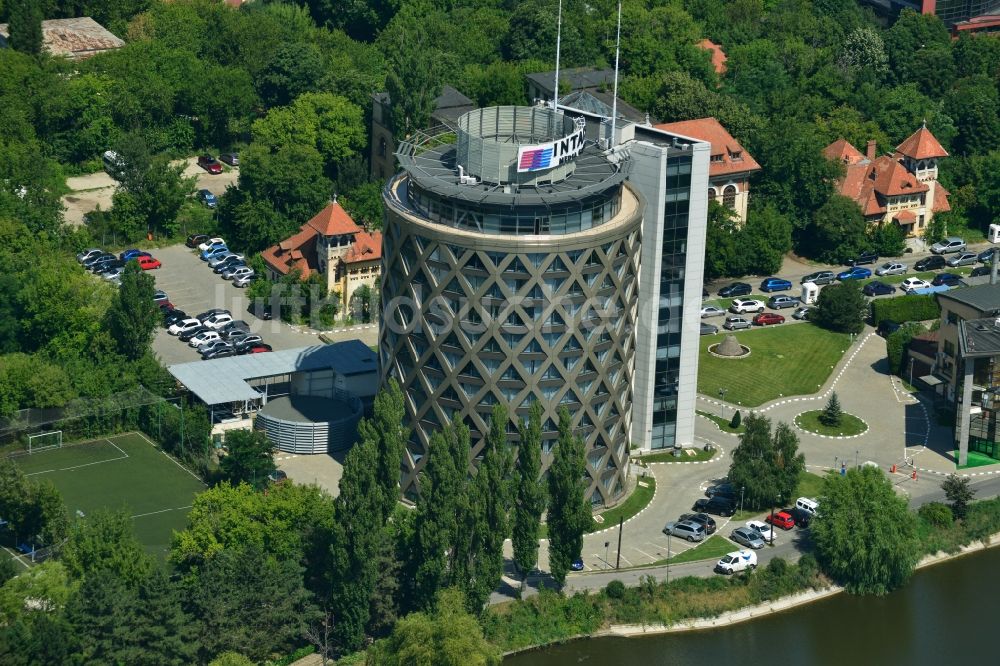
27,430,63,454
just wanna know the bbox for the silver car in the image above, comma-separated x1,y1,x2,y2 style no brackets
723,316,751,331
947,252,977,267
875,262,907,276
930,237,966,254
662,520,707,543
731,526,766,550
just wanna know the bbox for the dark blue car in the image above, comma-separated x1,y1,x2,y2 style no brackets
862,280,895,296
837,267,872,281
932,272,963,287
759,277,792,293
119,249,151,261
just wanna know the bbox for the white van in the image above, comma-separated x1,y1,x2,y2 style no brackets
715,549,758,575
795,497,819,516
102,150,123,176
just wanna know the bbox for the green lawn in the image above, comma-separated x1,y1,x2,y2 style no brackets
698,323,850,407
954,450,1000,469
696,410,745,434
794,410,868,437
637,447,716,464
795,471,826,499
589,478,656,533
660,534,735,565
13,433,205,558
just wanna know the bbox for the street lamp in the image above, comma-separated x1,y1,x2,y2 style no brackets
740,486,745,515
662,524,672,585
719,388,728,420
770,495,779,546
855,449,859,468
909,356,915,388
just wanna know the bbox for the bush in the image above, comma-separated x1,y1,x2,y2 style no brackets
604,579,626,599
886,323,925,375
918,502,954,528
870,295,940,326
730,410,742,429
812,281,866,334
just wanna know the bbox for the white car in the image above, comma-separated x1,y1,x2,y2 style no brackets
875,262,907,276
901,277,931,293
101,267,125,281
701,305,726,318
729,299,765,314
714,549,758,575
203,313,234,330
208,252,244,268
168,318,202,335
188,330,221,348
792,306,812,321
198,237,226,252
746,520,777,543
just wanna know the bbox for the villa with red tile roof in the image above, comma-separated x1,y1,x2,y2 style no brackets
261,200,382,312
822,124,950,238
653,117,760,224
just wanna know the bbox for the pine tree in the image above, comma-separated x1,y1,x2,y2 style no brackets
7,0,43,56
125,569,197,665
546,407,591,586
106,261,159,361
512,402,545,590
820,392,843,427
730,409,742,429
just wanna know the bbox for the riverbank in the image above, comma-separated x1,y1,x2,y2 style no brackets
500,529,1000,657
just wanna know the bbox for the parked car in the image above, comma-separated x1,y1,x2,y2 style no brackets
220,321,251,338
977,248,996,263
914,254,947,271
188,330,221,348
800,270,835,285
875,261,907,276
730,526,765,550
930,237,966,254
678,513,717,535
848,251,878,266
197,189,218,208
202,246,230,261
947,252,977,267
730,298,765,314
101,266,126,281
83,252,115,269
268,469,288,483
788,506,813,528
747,520,777,543
218,152,239,167
232,274,255,288
700,322,719,336
718,282,752,298
753,312,785,326
705,482,736,499
158,301,175,312
196,309,230,322
232,334,264,350
723,316,751,331
213,258,246,274
971,265,992,278
662,520,707,543
570,558,585,572
164,310,188,326
863,280,896,297
693,496,736,517
795,497,820,517
876,319,901,337
136,256,161,270
837,267,872,281
932,272,963,287
246,343,273,354
715,549,758,574
223,266,254,281
120,249,150,261
153,290,169,303
203,313,234,330
197,155,223,174
92,258,124,274
701,305,726,318
199,340,231,356
900,277,932,293
77,248,104,263
203,346,236,360
759,277,792,293
168,318,202,336
765,511,796,530
248,301,273,321
198,237,226,252
792,306,812,320
209,252,244,269
186,234,209,248
179,326,210,342
766,295,798,310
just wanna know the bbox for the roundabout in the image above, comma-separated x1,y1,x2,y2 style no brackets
793,409,869,439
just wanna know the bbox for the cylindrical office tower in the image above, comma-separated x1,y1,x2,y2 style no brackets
380,106,641,506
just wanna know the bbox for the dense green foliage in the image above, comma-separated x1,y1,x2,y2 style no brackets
812,281,867,335
813,467,920,595
886,322,925,376
942,474,976,520
217,429,276,490
870,294,941,326
0,459,69,549
547,407,591,586
512,402,545,588
728,413,805,510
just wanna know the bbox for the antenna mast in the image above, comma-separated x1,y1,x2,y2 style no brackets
553,0,563,111
609,0,622,148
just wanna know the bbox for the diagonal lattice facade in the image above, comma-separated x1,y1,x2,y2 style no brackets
380,178,642,506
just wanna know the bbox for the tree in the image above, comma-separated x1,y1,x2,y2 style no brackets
61,509,153,586
21,480,68,550
7,0,43,56
0,561,74,623
820,393,843,427
812,466,920,594
740,204,793,276
258,42,325,108
870,222,906,258
218,429,276,490
209,654,254,666
237,142,332,226
547,407,590,586
941,474,976,520
812,281,866,335
728,414,805,510
512,402,545,589
837,27,888,78
704,201,742,280
886,322,924,377
806,195,869,264
730,410,742,429
943,76,1000,156
109,132,193,238
351,284,374,323
105,262,158,361
368,587,501,666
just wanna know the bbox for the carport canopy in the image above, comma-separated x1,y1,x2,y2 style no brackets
918,375,944,387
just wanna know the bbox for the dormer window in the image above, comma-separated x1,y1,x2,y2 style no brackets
730,150,742,161
711,154,724,163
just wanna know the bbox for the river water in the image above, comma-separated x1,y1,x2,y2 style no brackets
507,546,999,665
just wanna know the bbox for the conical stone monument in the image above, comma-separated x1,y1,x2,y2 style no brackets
713,333,749,358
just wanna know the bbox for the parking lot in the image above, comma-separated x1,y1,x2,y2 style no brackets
150,244,326,365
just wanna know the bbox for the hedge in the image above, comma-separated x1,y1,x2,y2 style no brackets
870,294,941,325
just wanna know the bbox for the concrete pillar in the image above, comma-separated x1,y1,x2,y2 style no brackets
958,359,973,467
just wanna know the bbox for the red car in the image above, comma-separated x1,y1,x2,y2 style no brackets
136,256,161,270
753,312,785,326
766,511,795,530
197,155,222,174
248,344,273,354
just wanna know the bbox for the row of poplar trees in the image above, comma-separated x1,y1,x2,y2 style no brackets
328,381,591,650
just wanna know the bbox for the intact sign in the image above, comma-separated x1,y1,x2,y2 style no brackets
516,128,586,173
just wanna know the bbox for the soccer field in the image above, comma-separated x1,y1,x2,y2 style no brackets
13,432,205,558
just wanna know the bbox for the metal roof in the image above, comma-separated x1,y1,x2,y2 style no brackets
959,317,1000,358
168,341,377,406
938,282,1000,316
